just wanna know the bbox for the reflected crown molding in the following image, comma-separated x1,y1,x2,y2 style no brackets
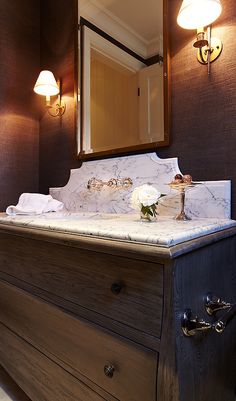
79,0,161,57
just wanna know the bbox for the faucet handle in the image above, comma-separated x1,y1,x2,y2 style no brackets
87,177,133,190
87,177,103,190
107,178,118,188
122,178,133,189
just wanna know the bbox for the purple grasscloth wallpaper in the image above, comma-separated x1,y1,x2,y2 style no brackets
158,0,236,219
38,0,236,218
0,0,235,218
0,0,40,211
39,0,80,195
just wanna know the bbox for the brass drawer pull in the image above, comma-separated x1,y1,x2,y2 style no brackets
104,364,115,378
205,293,231,315
182,301,236,336
111,282,123,295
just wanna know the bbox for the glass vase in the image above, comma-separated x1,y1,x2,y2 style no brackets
140,210,157,222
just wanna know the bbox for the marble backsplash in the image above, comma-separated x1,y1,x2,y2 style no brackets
50,153,231,219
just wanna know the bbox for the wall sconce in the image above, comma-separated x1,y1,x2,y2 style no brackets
34,70,66,117
177,0,223,74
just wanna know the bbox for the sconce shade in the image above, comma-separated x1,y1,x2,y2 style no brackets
177,0,222,29
34,70,59,96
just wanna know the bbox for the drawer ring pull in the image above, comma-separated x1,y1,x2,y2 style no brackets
111,282,123,295
104,365,115,378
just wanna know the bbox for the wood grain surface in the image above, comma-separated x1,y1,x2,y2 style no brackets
174,236,236,401
0,323,106,401
156,262,180,401
0,280,158,401
0,225,235,401
0,365,31,401
0,232,164,338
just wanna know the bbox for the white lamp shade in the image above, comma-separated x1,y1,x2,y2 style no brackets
177,0,222,29
34,70,59,96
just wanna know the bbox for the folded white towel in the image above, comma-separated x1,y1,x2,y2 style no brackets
6,193,64,216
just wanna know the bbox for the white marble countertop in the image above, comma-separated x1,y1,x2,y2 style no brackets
0,212,235,247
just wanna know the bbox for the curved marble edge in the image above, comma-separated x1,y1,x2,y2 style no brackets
49,152,231,218
66,153,180,187
51,153,180,192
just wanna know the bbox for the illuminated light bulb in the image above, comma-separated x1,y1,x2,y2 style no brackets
177,0,222,30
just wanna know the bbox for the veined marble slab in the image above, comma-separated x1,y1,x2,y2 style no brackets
50,153,231,218
0,212,235,247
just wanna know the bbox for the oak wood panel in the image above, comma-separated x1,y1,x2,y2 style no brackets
0,225,235,401
0,280,158,401
0,233,164,338
0,366,31,401
156,261,179,401
0,323,105,401
174,236,236,401
0,270,159,353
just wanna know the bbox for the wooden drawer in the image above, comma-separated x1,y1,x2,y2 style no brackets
0,280,158,401
0,323,105,401
0,233,163,338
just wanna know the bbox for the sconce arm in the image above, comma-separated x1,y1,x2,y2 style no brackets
46,100,66,117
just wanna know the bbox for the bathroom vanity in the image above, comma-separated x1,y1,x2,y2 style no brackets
0,213,235,401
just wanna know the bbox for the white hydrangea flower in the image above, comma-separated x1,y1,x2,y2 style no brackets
131,184,161,210
130,186,142,210
138,185,161,206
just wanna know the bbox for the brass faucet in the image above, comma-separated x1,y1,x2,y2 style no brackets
87,177,133,191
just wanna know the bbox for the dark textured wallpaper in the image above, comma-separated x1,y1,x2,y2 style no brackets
1,0,235,218
0,0,40,211
39,0,80,194
158,0,236,218
38,0,236,218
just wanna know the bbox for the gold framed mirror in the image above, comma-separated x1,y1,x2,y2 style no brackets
78,0,169,159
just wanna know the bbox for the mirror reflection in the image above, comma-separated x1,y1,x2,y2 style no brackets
79,0,168,157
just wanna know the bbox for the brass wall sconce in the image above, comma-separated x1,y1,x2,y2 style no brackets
34,70,66,117
177,0,223,74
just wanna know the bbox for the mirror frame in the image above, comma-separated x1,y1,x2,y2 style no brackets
78,0,170,160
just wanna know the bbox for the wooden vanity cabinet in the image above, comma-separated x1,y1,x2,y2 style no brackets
0,223,235,401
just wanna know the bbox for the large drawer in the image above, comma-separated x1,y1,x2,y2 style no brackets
0,232,163,337
0,322,105,401
0,280,158,401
